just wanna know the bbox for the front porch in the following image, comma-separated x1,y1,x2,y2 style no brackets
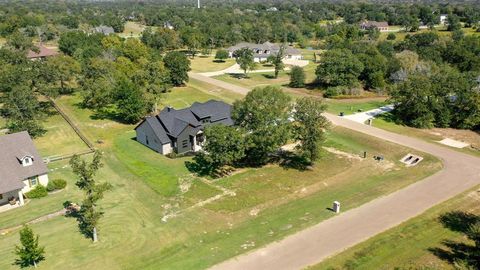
0,189,25,213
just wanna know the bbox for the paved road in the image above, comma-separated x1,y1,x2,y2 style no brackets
193,72,480,270
189,72,250,96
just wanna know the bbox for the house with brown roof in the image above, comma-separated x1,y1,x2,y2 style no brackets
27,45,59,60
360,21,389,32
0,131,49,207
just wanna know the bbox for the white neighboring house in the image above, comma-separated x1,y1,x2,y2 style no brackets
227,42,302,63
0,131,49,207
440,14,448,25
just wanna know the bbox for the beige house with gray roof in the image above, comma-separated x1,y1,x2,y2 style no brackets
0,131,49,207
227,42,302,62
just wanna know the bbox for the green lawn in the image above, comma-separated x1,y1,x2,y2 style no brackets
34,113,90,157
325,98,388,115
190,55,236,73
0,85,442,269
311,185,480,270
118,21,150,39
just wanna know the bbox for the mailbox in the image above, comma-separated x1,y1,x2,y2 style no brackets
333,201,341,213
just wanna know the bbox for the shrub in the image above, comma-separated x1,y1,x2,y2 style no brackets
386,33,396,40
215,49,229,61
47,179,67,192
25,185,48,199
289,66,305,88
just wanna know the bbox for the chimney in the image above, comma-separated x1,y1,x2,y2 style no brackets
167,106,172,112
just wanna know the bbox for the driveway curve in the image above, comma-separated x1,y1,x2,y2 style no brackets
191,72,480,270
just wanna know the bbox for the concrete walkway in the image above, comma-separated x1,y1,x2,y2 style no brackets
194,73,480,270
343,104,394,124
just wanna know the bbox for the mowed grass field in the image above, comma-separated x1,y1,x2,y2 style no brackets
311,185,480,270
189,54,236,73
0,84,442,269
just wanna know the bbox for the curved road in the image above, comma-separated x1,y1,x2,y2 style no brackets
190,73,480,270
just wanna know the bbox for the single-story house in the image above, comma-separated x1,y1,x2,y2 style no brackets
93,25,115,35
135,100,233,155
227,42,302,62
359,21,389,32
27,45,59,60
0,131,49,207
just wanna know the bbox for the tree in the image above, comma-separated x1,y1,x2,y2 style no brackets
386,33,396,40
3,86,45,137
141,27,179,52
194,125,245,175
267,44,285,78
293,98,329,162
180,27,204,58
233,47,255,77
447,14,462,32
163,51,190,86
45,55,81,95
289,66,305,88
232,86,292,165
315,49,364,87
14,226,45,268
214,49,229,62
70,152,111,242
114,79,148,124
389,74,437,128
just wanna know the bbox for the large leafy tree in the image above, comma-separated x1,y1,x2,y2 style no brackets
14,226,45,268
293,98,329,162
141,27,179,52
45,55,81,95
163,51,190,86
233,47,255,76
70,152,111,242
194,125,245,175
180,27,204,58
3,86,45,137
232,86,292,165
315,49,364,87
390,74,437,128
114,79,148,124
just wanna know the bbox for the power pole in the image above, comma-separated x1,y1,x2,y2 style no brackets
197,0,201,9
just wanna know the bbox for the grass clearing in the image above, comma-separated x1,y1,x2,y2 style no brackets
311,185,480,270
325,98,388,115
190,55,236,73
118,21,150,38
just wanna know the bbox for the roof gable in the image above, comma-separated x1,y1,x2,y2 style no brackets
0,131,48,193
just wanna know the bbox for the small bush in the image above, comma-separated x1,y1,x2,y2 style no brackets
289,66,305,88
47,179,67,192
25,185,48,199
386,33,396,40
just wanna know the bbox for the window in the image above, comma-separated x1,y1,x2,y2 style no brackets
0,194,3,200
182,140,188,148
146,135,149,145
29,177,38,187
22,157,33,167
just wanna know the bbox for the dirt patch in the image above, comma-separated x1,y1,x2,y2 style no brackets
323,147,363,161
429,128,480,149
